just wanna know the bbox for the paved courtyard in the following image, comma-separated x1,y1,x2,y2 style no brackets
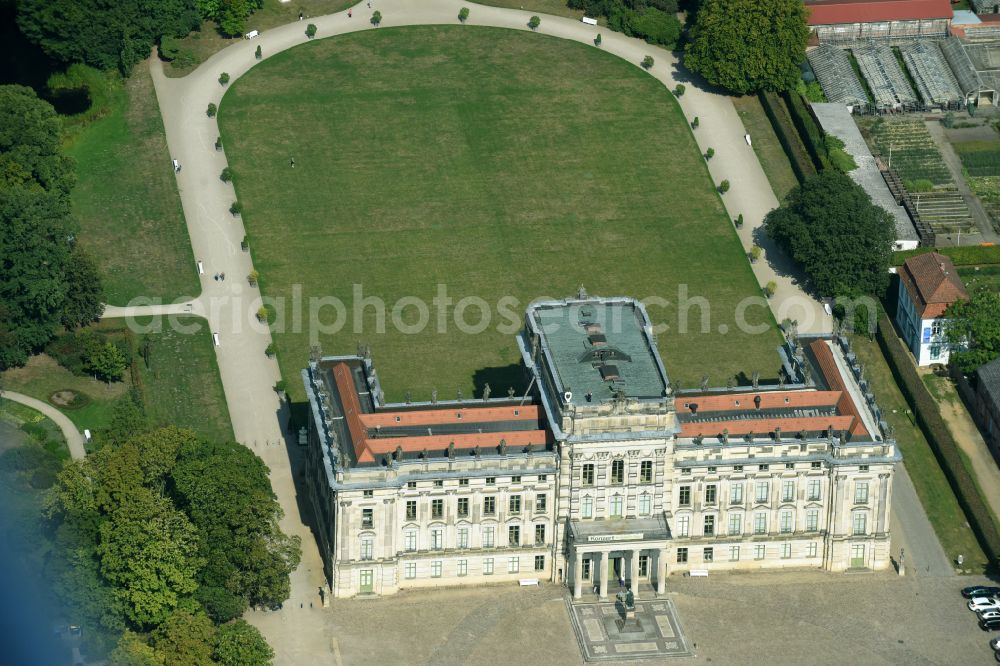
567,596,692,661
249,569,996,665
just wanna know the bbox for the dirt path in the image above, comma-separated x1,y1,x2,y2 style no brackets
0,391,86,460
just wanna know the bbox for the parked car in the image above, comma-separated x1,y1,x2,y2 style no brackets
989,635,1000,650
963,586,1000,599
970,598,1000,612
980,610,1000,621
981,617,1000,631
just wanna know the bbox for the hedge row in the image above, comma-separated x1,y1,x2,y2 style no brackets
782,91,831,172
875,312,1000,566
891,244,1000,267
757,91,814,185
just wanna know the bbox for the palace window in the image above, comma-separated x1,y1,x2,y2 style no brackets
704,515,715,536
811,461,821,470
483,526,495,548
582,559,592,580
535,494,547,512
534,524,546,546
362,508,374,529
754,544,766,560
640,460,653,483
484,558,494,575
459,478,469,486
611,459,625,484
759,464,769,472
639,555,649,577
677,515,690,537
785,463,795,470
677,548,688,563
730,482,744,504
582,496,594,518
508,557,520,574
486,477,496,485
405,500,417,521
855,481,869,504
679,485,691,507
458,498,469,518
363,490,373,498
512,476,521,484
535,555,545,571
509,495,521,515
608,494,623,518
538,474,547,482
852,512,867,536
705,484,717,505
807,542,818,558
703,547,714,562
405,562,416,579
782,543,792,559
484,496,496,516
407,481,417,489
780,510,793,534
582,464,595,486
728,513,743,536
508,526,520,547
638,493,651,516
753,512,767,535
729,545,740,561
404,530,417,552
458,559,468,576
808,479,821,501
431,561,442,578
806,509,819,532
733,465,743,472
782,480,795,503
755,481,769,504
431,528,444,550
458,527,469,549
360,538,373,561
434,480,443,488
431,499,443,519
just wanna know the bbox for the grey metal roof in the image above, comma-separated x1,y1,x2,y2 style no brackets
976,357,1000,405
810,103,918,243
526,297,668,407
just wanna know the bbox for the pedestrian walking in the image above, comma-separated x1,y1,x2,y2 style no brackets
213,273,219,281
220,272,226,281
348,9,352,17
299,11,303,20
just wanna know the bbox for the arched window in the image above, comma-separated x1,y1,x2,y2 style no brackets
611,459,625,484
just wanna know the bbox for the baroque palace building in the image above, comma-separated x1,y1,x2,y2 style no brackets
302,295,898,600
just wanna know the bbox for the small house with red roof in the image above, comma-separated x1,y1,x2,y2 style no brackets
895,252,969,365
806,0,953,42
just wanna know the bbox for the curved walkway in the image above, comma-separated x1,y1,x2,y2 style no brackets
149,3,829,660
1,390,86,460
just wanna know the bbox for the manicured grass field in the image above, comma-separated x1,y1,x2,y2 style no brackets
135,317,234,443
65,69,198,304
219,26,781,402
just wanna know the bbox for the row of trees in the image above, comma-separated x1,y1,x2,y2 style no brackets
47,425,300,662
14,0,267,75
0,85,104,370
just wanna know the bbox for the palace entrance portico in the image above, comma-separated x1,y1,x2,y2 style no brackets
568,517,671,601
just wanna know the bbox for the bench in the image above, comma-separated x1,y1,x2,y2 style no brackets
582,17,598,26
688,569,709,577
518,578,539,586
245,30,260,40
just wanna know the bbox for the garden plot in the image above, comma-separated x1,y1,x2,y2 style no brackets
866,119,953,186
910,191,976,233
954,141,1000,232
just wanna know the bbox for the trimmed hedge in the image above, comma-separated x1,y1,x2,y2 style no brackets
782,91,831,171
758,91,814,185
876,312,1000,566
891,245,1000,267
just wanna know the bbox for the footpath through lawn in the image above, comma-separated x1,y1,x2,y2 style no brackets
220,26,782,402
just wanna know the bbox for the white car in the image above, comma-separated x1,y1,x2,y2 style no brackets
971,597,1000,612
980,610,1000,621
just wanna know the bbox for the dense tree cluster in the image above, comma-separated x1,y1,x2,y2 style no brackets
196,0,266,38
568,0,682,47
763,170,895,298
0,85,103,370
46,426,297,662
946,290,1000,374
16,0,200,74
685,0,809,94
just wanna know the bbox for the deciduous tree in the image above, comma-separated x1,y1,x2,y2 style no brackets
214,620,274,666
763,170,895,297
685,0,809,94
946,289,1000,374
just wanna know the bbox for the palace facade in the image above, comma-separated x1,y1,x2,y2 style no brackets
302,295,898,600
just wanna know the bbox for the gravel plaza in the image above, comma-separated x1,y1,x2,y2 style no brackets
250,568,997,665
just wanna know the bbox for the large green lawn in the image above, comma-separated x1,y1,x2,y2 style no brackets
66,70,198,304
219,26,781,402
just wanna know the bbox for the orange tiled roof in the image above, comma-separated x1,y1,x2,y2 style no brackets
679,415,856,438
360,405,540,428
810,340,870,438
681,390,841,412
899,252,969,319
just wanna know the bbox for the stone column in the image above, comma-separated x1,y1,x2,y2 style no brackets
630,549,641,599
599,551,609,600
656,548,667,595
573,550,583,600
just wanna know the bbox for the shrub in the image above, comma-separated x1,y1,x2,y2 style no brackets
371,10,382,26
215,136,222,151
306,23,317,38
942,112,955,129
241,236,249,251
220,167,233,182
528,16,540,30
641,55,654,70
247,270,259,286
750,245,762,262
765,280,777,297
255,44,262,60
734,213,743,228
705,147,714,160
219,72,230,85
623,7,681,48
160,35,181,61
824,135,857,173
206,103,217,117
718,179,730,193
875,312,1000,565
265,342,276,357
674,84,685,97
274,380,288,395
594,33,602,47
459,7,469,22
691,116,699,129
230,201,242,216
